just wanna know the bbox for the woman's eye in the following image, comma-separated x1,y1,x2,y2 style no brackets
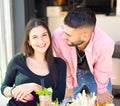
32,36,37,39
42,34,48,38
42,34,47,37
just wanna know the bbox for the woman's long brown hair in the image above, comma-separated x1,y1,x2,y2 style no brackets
22,18,58,88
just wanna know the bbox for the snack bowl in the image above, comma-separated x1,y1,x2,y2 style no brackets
96,101,115,106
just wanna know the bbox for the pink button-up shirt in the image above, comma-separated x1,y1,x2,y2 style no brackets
52,26,115,94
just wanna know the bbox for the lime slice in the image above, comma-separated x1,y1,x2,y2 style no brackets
47,87,53,93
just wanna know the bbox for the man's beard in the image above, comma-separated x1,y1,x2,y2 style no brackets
68,41,84,46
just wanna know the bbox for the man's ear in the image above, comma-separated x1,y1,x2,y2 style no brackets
81,34,90,42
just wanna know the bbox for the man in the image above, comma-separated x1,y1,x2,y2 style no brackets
52,7,115,103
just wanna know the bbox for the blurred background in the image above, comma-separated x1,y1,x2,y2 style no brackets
0,0,120,105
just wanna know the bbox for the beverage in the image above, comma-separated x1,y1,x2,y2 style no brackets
39,95,52,106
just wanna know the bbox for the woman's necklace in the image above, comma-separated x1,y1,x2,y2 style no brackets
76,47,86,64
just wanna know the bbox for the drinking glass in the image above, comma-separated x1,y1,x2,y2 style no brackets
39,95,52,106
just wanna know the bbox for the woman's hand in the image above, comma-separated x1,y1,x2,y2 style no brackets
12,83,42,102
16,93,34,103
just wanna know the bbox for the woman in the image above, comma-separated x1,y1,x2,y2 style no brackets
1,18,66,106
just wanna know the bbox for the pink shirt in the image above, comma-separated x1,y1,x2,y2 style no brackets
52,26,115,94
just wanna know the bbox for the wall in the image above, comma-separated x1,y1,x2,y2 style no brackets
96,15,120,42
12,0,25,53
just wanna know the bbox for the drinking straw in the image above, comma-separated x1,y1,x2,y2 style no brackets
41,79,45,89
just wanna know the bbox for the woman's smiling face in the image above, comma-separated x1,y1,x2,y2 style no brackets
28,26,50,55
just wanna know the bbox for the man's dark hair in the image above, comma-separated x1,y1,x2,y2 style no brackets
64,7,96,28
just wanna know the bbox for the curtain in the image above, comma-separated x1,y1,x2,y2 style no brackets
0,0,14,83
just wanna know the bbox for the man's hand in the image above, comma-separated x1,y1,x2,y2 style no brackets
97,90,114,103
65,88,74,98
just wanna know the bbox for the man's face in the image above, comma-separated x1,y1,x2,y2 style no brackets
62,24,93,47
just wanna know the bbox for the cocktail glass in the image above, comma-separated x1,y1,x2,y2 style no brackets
39,95,52,106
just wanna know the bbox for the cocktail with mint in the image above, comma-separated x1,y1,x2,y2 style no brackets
36,87,52,106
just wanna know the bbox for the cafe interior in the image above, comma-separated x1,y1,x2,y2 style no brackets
0,0,120,105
